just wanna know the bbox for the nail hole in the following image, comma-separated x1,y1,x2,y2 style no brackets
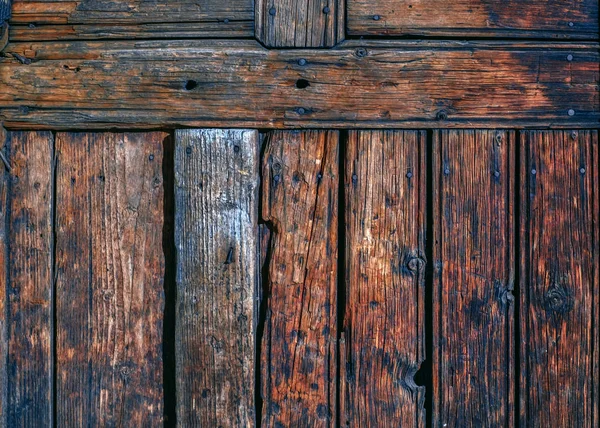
295,79,310,89
185,80,198,91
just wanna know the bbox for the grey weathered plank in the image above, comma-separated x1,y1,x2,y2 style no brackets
343,130,426,427
261,130,338,426
55,132,165,426
519,130,599,427
432,130,515,427
9,0,253,40
0,131,53,427
175,129,258,427
1,40,597,129
255,0,344,47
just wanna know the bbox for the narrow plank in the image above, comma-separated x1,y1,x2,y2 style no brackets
0,131,53,427
1,40,597,129
261,130,338,426
347,0,598,39
255,0,344,47
55,132,166,426
343,130,426,427
10,0,253,39
175,129,258,427
519,130,599,427
432,130,515,427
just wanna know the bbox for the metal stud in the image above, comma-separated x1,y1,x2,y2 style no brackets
567,54,573,61
568,109,575,116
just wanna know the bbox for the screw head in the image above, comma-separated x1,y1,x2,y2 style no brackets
355,48,367,58
298,58,307,66
323,6,330,13
567,54,573,61
269,7,276,15
186,146,192,155
568,109,575,116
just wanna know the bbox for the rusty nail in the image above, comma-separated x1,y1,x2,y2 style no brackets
568,109,575,116
355,48,367,58
531,169,537,175
323,6,330,13
373,15,381,20
567,54,573,61
298,58,307,66
579,167,586,174
269,7,276,15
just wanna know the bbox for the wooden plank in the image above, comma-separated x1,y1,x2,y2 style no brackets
175,129,258,427
0,0,9,21
255,0,344,47
0,131,53,427
55,132,166,426
342,130,426,427
261,130,338,426
347,0,598,39
519,130,599,427
9,0,253,40
432,130,515,427
1,40,597,130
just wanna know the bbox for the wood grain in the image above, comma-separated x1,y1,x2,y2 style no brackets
255,0,344,47
1,40,597,129
343,130,426,427
0,131,53,427
261,130,338,427
175,129,258,427
347,0,598,39
432,130,515,427
55,132,166,426
519,130,599,427
0,0,9,21
9,0,253,40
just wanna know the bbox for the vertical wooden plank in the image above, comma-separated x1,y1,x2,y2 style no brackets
0,131,53,427
432,129,515,427
255,0,344,47
519,130,599,427
56,132,166,426
175,129,258,427
261,130,338,426
343,130,427,427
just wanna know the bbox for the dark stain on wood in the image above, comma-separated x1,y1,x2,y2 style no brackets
175,129,258,427
519,130,599,427
432,130,515,427
0,40,597,129
55,132,165,426
261,130,338,427
342,130,427,427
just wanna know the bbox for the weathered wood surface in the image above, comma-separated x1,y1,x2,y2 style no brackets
1,40,597,129
55,132,165,426
255,0,344,47
0,0,10,22
347,0,598,39
0,131,53,427
519,130,599,427
175,129,258,427
342,130,426,427
261,130,338,426
432,130,515,427
9,0,253,40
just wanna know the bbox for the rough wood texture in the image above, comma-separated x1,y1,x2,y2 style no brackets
175,129,258,427
0,131,53,427
0,0,9,21
261,130,338,426
9,0,253,40
348,0,598,39
432,130,515,427
1,40,597,129
343,130,426,427
255,0,344,47
55,132,165,426
519,130,599,427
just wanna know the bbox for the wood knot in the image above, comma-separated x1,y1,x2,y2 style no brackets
406,254,426,273
543,284,573,315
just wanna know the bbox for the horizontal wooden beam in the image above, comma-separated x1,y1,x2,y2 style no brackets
1,40,598,129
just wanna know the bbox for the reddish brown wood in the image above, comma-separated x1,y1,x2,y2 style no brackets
261,130,338,426
432,130,515,427
1,40,597,129
343,130,427,427
519,130,599,427
174,129,258,427
255,0,344,47
347,0,598,39
0,131,53,427
55,132,165,426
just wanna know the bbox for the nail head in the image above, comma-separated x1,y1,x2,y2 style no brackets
406,171,413,178
567,54,573,61
269,7,276,15
531,169,537,175
298,58,307,66
323,6,330,13
373,14,381,20
568,109,575,116
580,167,586,174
